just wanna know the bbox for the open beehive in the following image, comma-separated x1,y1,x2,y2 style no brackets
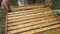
6,5,60,34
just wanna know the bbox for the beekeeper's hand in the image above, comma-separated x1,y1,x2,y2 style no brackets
1,0,11,11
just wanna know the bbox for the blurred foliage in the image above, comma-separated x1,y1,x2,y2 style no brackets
51,0,60,9
0,0,2,6
0,8,6,19
0,7,6,34
0,26,5,34
11,0,18,6
28,0,36,4
57,12,60,17
0,0,1,1
28,0,44,4
56,12,60,17
0,0,18,6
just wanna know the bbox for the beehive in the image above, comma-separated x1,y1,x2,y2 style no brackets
6,5,60,34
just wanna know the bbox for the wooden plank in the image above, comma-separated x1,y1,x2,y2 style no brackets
7,13,54,24
8,14,55,26
8,18,59,30
12,5,44,11
13,4,43,8
8,11,53,20
20,24,60,34
8,10,52,17
7,21,60,34
8,8,52,15
8,16,55,29
8,11,53,22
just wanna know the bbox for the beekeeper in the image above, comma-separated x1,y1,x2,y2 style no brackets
1,0,28,11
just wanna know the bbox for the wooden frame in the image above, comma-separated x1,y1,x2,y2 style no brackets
5,4,60,34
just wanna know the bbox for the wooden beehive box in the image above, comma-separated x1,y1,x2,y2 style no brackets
6,5,60,34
